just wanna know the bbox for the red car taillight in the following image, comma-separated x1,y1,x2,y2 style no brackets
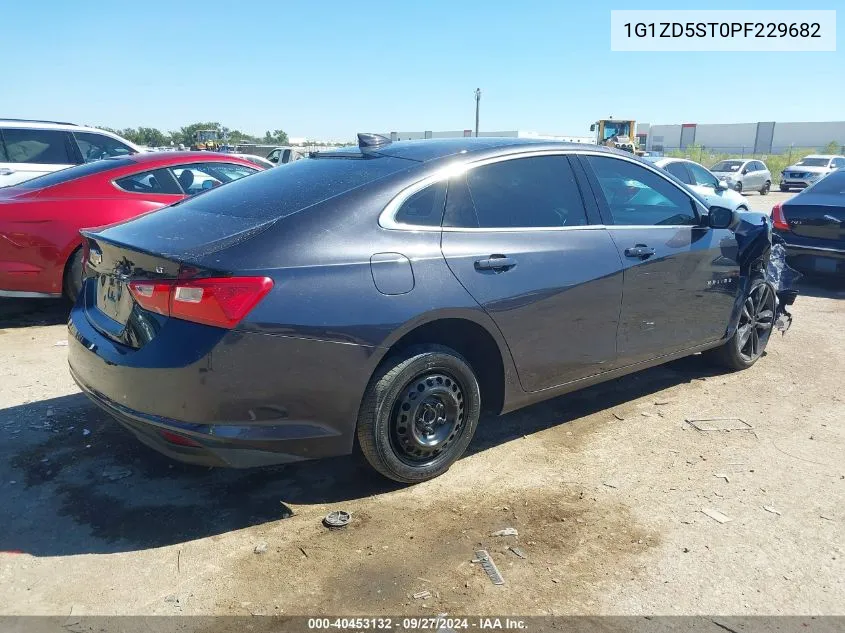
772,202,790,232
128,277,273,329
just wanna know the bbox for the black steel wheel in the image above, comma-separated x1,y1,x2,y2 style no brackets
357,345,481,483
706,279,776,371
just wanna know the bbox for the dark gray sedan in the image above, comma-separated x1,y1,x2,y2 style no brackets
68,135,789,483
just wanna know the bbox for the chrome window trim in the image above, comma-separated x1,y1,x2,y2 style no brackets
378,149,706,231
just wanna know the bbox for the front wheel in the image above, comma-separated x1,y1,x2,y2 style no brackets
356,345,481,484
779,184,789,192
760,180,771,195
706,279,776,371
734,181,743,193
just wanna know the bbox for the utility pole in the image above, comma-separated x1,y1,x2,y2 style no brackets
474,88,481,137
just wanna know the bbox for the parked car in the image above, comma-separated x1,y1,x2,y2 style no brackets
0,152,263,300
644,157,750,212
710,159,772,195
780,155,845,191
266,146,305,165
773,167,845,276
229,153,275,169
0,119,141,187
68,136,790,484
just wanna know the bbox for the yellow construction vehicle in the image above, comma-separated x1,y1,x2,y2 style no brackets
191,129,222,151
590,119,644,155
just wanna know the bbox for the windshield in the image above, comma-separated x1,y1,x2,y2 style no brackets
14,158,134,189
796,157,830,167
196,130,219,142
601,121,631,141
711,160,744,172
805,169,845,194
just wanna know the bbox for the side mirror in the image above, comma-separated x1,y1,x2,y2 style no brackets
741,168,749,175
589,124,596,132
269,156,278,163
201,180,215,190
708,206,736,229
714,179,729,191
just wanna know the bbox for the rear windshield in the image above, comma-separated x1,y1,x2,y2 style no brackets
16,158,134,189
711,160,744,172
806,169,845,194
796,157,830,167
170,154,414,219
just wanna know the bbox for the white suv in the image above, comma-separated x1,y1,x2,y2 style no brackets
0,119,141,187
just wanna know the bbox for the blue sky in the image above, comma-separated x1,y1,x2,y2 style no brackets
2,0,841,140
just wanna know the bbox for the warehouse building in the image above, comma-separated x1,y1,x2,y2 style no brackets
640,120,845,154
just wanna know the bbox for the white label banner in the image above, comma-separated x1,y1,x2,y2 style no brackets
610,10,836,51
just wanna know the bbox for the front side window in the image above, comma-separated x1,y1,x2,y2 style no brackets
74,131,136,162
664,161,692,184
686,162,719,188
170,162,257,195
443,155,589,229
1,128,74,164
830,158,845,169
115,168,182,194
586,155,698,227
395,182,445,226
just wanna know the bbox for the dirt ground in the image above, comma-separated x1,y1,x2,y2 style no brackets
1,189,843,616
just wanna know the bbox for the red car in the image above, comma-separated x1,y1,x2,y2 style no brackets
0,152,264,300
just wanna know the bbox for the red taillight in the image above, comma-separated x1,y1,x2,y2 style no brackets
128,277,273,329
159,430,202,447
772,202,790,231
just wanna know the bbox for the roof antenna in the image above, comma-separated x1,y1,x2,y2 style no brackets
357,133,392,149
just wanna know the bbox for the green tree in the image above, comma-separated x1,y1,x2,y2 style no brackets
823,140,842,154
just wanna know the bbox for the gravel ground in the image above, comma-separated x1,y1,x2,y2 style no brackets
1,201,843,616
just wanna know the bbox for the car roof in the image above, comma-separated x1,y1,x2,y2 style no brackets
124,151,264,165
800,154,841,159
313,137,611,163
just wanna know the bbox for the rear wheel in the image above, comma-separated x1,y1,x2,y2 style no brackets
706,278,776,370
760,181,770,195
356,345,481,484
63,248,84,302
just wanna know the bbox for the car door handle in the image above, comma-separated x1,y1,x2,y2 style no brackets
624,245,655,259
475,255,516,271
0,168,15,176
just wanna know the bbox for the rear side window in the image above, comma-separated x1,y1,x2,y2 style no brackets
443,155,588,229
395,182,446,226
74,131,136,162
115,168,182,194
0,133,7,161
586,155,698,226
14,157,135,189
1,128,75,164
170,162,258,195
664,161,692,184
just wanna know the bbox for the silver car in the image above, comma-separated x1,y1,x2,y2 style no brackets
710,159,772,195
780,154,845,191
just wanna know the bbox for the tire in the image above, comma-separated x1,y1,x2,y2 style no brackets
779,184,789,192
734,181,742,193
706,278,776,371
760,180,770,195
356,345,481,484
63,248,84,302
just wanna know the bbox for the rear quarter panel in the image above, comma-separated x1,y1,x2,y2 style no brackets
0,196,171,294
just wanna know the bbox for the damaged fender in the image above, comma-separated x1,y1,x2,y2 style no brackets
727,213,801,337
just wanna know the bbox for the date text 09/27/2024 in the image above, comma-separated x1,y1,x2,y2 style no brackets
307,617,528,630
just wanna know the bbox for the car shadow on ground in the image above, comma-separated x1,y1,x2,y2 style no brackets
794,275,845,300
0,299,69,328
1,354,723,558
